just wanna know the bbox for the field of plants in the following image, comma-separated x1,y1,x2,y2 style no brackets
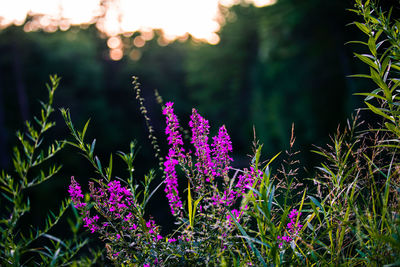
1,0,399,266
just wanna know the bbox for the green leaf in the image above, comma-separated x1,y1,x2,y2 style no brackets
345,40,368,46
266,151,281,167
81,119,91,141
353,21,370,35
365,102,394,122
192,194,204,227
354,92,386,101
309,196,325,216
106,154,113,179
268,185,275,214
385,122,400,137
354,53,379,70
368,36,377,57
348,74,371,79
95,156,104,177
188,181,193,229
370,69,390,99
228,210,268,267
375,39,387,50
89,139,96,157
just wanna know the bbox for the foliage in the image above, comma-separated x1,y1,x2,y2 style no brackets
1,0,400,266
238,0,400,265
0,76,98,266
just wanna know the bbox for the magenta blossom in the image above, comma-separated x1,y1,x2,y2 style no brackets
189,108,215,181
211,125,233,177
277,209,303,248
83,213,99,233
68,176,86,209
227,209,242,227
162,102,184,216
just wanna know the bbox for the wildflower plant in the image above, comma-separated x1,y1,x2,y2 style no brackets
159,102,258,264
62,93,273,265
62,107,166,265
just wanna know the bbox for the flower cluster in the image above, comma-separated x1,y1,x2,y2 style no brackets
89,180,135,219
211,125,233,177
211,167,262,207
163,102,185,159
189,108,215,181
235,167,263,196
160,103,270,239
68,176,86,209
162,104,239,218
161,102,271,254
83,214,99,233
163,104,235,214
68,177,163,262
277,209,303,248
162,102,184,216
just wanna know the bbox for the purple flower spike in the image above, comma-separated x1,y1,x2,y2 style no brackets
162,102,184,216
189,108,215,181
211,125,233,177
163,102,185,160
68,176,86,209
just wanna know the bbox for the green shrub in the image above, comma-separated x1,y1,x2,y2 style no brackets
0,76,99,266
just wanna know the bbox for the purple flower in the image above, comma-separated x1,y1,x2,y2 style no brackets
189,108,215,181
146,219,159,236
227,209,242,226
88,180,140,233
95,180,134,218
277,209,302,248
154,234,163,241
68,176,86,209
83,213,99,233
236,167,263,196
163,154,183,216
163,102,185,159
211,125,233,177
162,102,184,216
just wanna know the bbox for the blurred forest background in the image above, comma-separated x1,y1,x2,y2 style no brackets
0,0,398,233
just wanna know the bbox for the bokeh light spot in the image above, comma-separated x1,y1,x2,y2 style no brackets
157,36,169,47
133,36,145,48
129,49,142,61
208,33,220,45
107,36,122,49
110,48,123,61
